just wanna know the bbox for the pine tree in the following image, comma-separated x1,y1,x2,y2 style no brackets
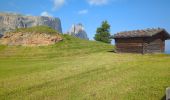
94,21,111,44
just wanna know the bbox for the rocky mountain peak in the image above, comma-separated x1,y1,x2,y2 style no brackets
67,23,89,40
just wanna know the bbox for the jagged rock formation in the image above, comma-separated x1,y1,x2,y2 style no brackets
0,26,63,46
0,13,62,35
67,23,89,40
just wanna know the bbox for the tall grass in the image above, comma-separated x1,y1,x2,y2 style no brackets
10,26,60,35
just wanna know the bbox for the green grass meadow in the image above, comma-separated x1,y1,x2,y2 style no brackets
0,35,170,100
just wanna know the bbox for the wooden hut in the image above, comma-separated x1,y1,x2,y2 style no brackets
113,28,170,54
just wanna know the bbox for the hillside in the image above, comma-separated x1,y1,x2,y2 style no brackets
0,35,170,100
0,26,62,46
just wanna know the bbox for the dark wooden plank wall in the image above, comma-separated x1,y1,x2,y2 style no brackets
143,34,165,53
115,38,143,53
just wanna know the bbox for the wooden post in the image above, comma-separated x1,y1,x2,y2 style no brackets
166,87,170,100
142,38,145,54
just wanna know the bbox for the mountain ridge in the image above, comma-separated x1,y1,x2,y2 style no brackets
0,12,62,34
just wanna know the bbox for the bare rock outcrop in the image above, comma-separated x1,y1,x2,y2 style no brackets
0,26,63,46
0,32,62,46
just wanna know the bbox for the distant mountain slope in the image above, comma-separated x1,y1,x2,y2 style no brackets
0,13,62,34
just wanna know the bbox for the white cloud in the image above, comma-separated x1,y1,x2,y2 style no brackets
53,0,65,10
87,0,109,5
78,9,88,15
41,11,53,17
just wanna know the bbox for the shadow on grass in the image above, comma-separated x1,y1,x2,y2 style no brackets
161,95,166,100
107,50,116,53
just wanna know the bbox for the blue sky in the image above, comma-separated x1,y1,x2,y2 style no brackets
0,0,170,52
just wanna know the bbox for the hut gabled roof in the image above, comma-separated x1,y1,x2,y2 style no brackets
113,28,170,39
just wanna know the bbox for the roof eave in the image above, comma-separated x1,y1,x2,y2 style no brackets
113,36,151,39
162,30,170,40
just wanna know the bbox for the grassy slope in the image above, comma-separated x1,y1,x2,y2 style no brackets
0,35,170,100
10,26,60,35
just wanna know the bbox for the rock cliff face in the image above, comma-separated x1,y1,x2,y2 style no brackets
0,13,62,34
67,23,89,40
